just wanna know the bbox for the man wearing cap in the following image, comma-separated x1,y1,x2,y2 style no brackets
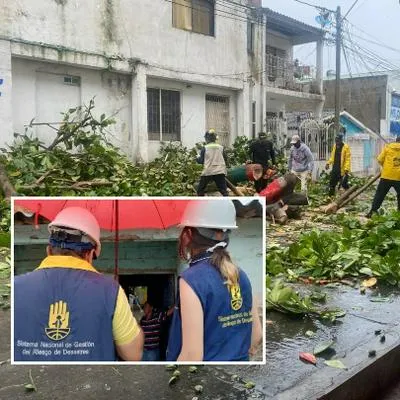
325,134,351,196
14,207,144,362
288,135,314,194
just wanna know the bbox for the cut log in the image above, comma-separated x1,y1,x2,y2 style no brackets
323,173,381,214
339,173,381,209
225,178,243,197
335,185,359,207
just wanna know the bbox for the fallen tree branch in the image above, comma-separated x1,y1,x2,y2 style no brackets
0,163,17,200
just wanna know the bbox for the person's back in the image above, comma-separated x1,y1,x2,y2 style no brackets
14,258,118,361
250,138,275,167
379,141,400,181
14,206,143,362
167,257,252,361
202,142,227,176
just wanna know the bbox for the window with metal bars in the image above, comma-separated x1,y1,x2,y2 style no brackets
266,45,288,81
147,88,181,141
172,0,215,36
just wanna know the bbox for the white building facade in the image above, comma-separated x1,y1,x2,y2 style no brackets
1,0,269,162
263,9,325,149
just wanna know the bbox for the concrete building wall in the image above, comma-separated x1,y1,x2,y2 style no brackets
1,0,250,76
11,58,133,154
0,0,265,160
324,75,388,134
266,30,293,58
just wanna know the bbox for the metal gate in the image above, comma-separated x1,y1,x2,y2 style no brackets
206,94,230,147
299,119,335,161
266,117,287,150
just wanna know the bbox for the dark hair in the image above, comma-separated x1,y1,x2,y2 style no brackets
48,246,91,260
178,227,239,287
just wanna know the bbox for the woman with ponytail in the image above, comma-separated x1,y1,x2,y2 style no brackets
166,199,262,362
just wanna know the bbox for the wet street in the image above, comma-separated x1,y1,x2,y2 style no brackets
264,284,400,399
0,308,265,400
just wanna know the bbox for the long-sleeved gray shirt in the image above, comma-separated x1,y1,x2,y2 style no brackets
288,143,314,172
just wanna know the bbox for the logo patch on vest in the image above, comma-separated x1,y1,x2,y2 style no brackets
230,284,243,311
45,300,71,341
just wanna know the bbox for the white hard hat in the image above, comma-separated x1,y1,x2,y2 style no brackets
180,200,238,230
48,207,101,257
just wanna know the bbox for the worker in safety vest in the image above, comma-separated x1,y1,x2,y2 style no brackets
366,136,400,217
166,200,262,361
14,207,144,362
325,134,351,196
197,129,229,196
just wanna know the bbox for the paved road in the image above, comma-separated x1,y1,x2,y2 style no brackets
0,309,264,400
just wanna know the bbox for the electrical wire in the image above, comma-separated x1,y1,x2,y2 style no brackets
342,0,360,20
163,0,265,26
291,0,330,12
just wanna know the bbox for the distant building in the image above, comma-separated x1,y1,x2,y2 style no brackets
322,111,384,176
324,72,400,139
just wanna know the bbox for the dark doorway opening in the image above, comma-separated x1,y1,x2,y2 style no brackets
119,273,176,361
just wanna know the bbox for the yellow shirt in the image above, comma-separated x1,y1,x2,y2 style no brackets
327,143,351,176
37,256,140,346
377,142,400,181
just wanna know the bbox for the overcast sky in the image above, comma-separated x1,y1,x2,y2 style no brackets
262,0,400,76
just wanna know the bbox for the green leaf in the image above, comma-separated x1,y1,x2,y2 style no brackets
244,381,256,389
313,340,335,355
24,384,36,392
168,376,178,385
324,359,347,370
359,267,373,276
194,385,204,393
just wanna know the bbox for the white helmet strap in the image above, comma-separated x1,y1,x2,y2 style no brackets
206,242,228,253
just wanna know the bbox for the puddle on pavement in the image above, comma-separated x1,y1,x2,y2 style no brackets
227,284,400,399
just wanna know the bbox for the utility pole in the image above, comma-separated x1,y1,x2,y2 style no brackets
334,6,342,135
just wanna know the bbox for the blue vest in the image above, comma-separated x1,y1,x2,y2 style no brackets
166,254,253,361
14,256,118,361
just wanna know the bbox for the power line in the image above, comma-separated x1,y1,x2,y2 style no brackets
163,0,265,26
342,46,353,78
343,0,360,20
291,0,330,11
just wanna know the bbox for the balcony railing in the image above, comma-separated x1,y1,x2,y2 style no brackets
266,53,321,95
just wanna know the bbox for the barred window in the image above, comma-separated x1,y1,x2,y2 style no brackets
147,88,181,141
